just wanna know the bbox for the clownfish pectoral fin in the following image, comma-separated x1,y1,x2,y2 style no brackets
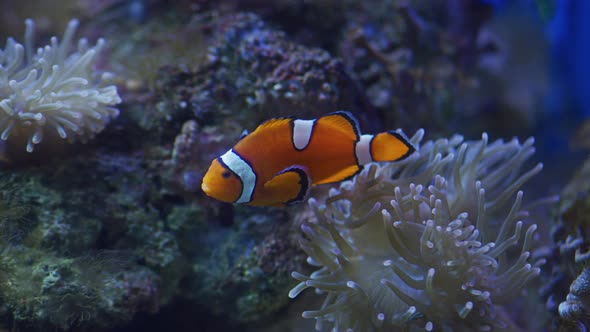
317,111,361,141
263,166,311,206
240,129,249,140
370,131,416,162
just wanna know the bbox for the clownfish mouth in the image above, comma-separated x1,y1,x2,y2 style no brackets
201,182,210,194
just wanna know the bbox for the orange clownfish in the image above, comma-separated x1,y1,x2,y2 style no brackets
201,111,415,206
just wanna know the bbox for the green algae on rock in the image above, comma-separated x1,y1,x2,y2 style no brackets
0,148,178,330
187,208,307,326
1,248,158,330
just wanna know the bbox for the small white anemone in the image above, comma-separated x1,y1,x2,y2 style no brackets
0,19,121,152
290,130,544,331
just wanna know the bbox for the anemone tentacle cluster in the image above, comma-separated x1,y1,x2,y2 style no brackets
290,130,544,331
0,19,121,152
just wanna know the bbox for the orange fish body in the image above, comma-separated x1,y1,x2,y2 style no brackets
201,112,415,206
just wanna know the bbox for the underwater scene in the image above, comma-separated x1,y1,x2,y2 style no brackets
0,0,589,331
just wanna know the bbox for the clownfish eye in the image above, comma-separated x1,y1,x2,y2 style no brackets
222,171,231,178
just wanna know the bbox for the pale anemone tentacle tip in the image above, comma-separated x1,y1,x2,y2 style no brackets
0,18,121,152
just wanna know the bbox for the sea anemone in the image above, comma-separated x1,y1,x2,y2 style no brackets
0,19,121,152
289,130,544,331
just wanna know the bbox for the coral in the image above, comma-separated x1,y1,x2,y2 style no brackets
105,12,211,139
169,119,244,195
289,130,544,331
0,169,163,331
1,248,159,330
168,12,370,131
539,156,590,331
334,1,488,136
558,268,590,332
227,0,347,48
188,209,307,326
170,120,203,193
0,147,181,330
0,19,120,152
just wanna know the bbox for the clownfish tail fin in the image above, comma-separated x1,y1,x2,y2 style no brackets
355,131,415,164
371,131,416,162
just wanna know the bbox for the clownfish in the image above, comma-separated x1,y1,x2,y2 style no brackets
201,111,415,206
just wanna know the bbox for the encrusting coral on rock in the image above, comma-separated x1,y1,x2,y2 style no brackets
540,156,590,331
290,130,544,331
0,19,120,152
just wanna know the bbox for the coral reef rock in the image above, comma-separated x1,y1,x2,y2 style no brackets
541,156,590,331
190,12,367,128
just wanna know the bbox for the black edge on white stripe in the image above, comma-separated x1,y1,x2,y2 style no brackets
217,156,244,204
232,149,258,203
368,134,376,162
328,111,362,168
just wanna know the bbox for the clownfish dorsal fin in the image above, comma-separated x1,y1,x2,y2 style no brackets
262,165,311,206
240,129,249,140
317,111,361,141
256,117,295,132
